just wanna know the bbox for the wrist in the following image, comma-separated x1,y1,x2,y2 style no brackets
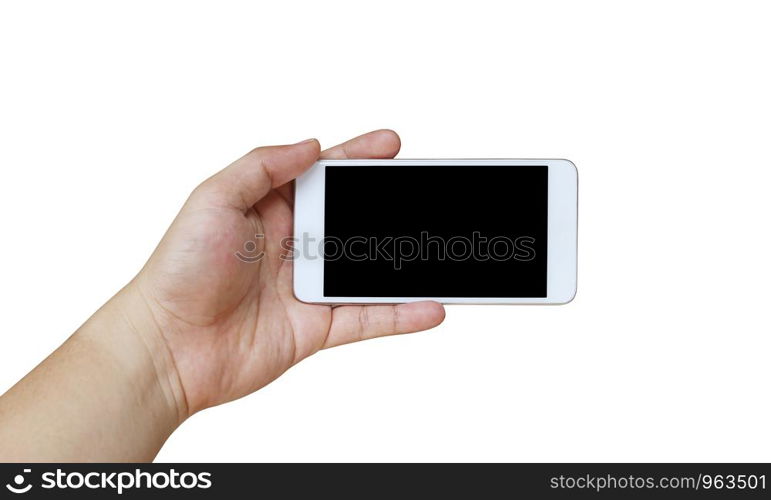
78,283,190,429
0,283,190,461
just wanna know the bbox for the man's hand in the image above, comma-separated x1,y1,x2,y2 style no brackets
0,130,444,462
133,129,445,417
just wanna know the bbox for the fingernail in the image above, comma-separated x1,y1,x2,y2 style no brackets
295,138,317,145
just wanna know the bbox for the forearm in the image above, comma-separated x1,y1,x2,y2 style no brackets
0,285,186,462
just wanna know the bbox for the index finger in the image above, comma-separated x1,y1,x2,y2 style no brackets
277,129,401,203
320,129,401,159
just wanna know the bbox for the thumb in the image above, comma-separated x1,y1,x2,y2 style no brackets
191,138,320,211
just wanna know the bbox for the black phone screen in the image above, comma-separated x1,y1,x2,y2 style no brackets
323,165,548,297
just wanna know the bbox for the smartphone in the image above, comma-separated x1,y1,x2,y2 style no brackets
292,159,577,304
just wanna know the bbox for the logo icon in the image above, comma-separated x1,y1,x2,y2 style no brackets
235,234,265,263
5,469,32,494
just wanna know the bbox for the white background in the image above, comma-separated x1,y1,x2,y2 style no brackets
1,1,769,462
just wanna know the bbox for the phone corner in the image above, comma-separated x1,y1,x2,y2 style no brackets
555,158,578,178
292,276,311,304
553,284,577,305
292,286,313,304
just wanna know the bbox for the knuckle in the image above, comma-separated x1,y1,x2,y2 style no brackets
357,307,370,339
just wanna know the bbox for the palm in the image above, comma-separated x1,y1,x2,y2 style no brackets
134,131,444,415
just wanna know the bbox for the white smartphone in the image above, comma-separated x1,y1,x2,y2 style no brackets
292,159,577,304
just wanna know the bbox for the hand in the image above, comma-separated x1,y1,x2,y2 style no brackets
0,129,445,462
129,130,445,417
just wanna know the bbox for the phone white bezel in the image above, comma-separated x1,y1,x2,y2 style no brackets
293,159,577,304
